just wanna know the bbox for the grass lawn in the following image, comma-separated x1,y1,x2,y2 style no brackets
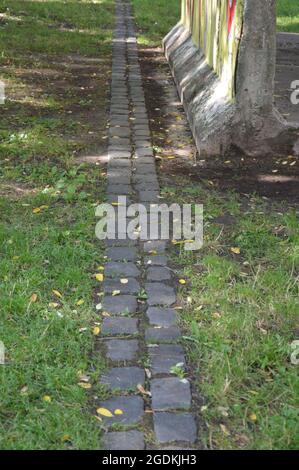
0,0,114,449
277,0,299,33
163,181,299,450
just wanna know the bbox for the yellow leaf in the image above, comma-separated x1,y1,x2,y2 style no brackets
39,205,49,210
149,250,157,255
32,207,41,214
249,413,257,422
212,312,222,319
93,326,101,336
78,382,92,389
95,273,104,282
114,409,124,415
49,302,59,308
179,279,186,285
61,434,71,443
52,290,62,298
120,278,128,284
230,247,241,255
43,395,52,403
76,299,84,306
220,424,231,436
96,407,113,417
97,266,104,271
112,290,121,296
30,293,38,303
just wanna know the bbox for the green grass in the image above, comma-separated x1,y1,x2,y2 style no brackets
132,0,181,46
0,0,113,449
0,0,114,61
0,171,107,449
277,0,299,33
162,181,299,450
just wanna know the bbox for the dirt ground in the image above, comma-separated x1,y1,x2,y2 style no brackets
139,47,299,206
2,53,110,163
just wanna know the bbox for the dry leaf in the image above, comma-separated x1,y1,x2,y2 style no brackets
78,382,92,389
212,312,222,319
95,303,102,310
32,207,41,214
76,299,84,306
137,384,151,397
120,278,128,284
52,290,62,298
112,290,121,296
97,407,113,417
249,413,257,422
114,409,124,415
30,293,38,303
78,374,90,383
93,326,101,336
179,279,186,285
49,302,59,308
95,273,104,282
220,424,231,436
230,247,241,255
43,395,52,403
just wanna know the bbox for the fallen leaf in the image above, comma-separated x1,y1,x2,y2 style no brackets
249,413,257,422
220,424,231,436
120,278,128,284
137,384,151,397
78,374,90,383
95,303,102,310
43,395,52,403
52,290,62,298
78,382,92,389
114,409,124,415
95,273,104,282
93,326,101,335
212,312,222,319
49,302,59,308
230,247,241,255
112,290,121,296
20,386,28,395
30,293,38,303
97,407,113,417
32,207,41,214
179,279,186,285
76,299,84,306
61,434,71,443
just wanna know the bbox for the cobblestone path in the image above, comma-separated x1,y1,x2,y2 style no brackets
96,0,199,450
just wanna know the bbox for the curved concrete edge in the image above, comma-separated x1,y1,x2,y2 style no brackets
163,23,236,157
163,23,299,157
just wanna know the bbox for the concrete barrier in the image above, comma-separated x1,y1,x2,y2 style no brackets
163,0,299,157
